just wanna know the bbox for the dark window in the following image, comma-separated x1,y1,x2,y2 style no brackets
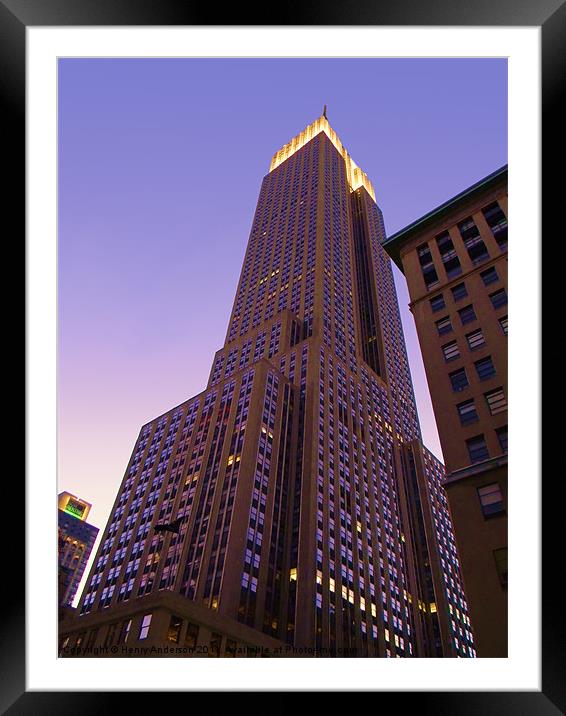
482,202,507,251
490,288,508,309
166,615,183,643
478,483,505,518
499,315,508,335
442,340,460,362
225,638,238,657
210,632,222,656
86,628,98,650
496,425,508,453
436,316,453,336
457,399,478,425
466,328,485,351
485,387,507,415
475,355,496,381
184,622,199,648
493,548,508,588
458,304,477,325
418,243,439,289
451,282,468,301
430,294,445,312
480,266,499,285
466,434,490,463
458,216,490,265
104,623,118,648
436,231,462,279
450,367,469,392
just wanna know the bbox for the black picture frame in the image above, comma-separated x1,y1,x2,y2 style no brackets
10,0,556,710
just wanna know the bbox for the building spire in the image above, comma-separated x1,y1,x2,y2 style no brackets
323,104,327,119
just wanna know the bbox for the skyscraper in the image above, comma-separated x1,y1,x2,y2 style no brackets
61,113,474,658
58,492,99,607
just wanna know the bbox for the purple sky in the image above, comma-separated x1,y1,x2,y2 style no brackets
58,58,507,584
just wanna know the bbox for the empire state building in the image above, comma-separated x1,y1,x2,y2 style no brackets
62,113,475,659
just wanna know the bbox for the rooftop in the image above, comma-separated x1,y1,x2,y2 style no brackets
269,112,376,202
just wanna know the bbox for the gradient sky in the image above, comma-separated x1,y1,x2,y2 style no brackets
58,58,507,600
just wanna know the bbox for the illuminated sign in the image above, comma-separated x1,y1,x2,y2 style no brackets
64,500,86,520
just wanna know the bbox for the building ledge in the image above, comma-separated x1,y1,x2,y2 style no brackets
442,454,508,486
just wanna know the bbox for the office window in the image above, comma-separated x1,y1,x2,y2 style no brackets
490,288,508,309
450,367,469,392
483,202,507,251
225,638,238,657
442,340,460,362
86,628,98,650
478,483,505,518
499,315,508,335
184,622,199,649
430,294,445,312
458,217,490,265
493,548,508,588
466,328,485,351
475,355,496,381
210,632,222,656
480,266,499,285
451,282,468,301
496,425,508,453
457,399,478,426
436,316,453,336
485,387,507,415
117,619,132,644
458,304,477,325
466,434,489,463
104,623,118,648
167,615,183,643
436,231,462,279
139,613,152,640
418,243,439,290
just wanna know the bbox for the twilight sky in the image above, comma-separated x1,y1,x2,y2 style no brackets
58,58,507,599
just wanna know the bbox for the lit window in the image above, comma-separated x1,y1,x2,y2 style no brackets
499,315,508,335
139,613,152,640
289,567,297,582
166,615,183,643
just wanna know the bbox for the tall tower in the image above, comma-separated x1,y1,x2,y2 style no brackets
69,114,474,658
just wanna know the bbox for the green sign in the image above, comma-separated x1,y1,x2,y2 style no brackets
64,501,85,519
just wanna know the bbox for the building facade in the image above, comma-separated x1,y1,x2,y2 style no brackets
58,492,99,606
382,167,508,657
61,113,475,658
